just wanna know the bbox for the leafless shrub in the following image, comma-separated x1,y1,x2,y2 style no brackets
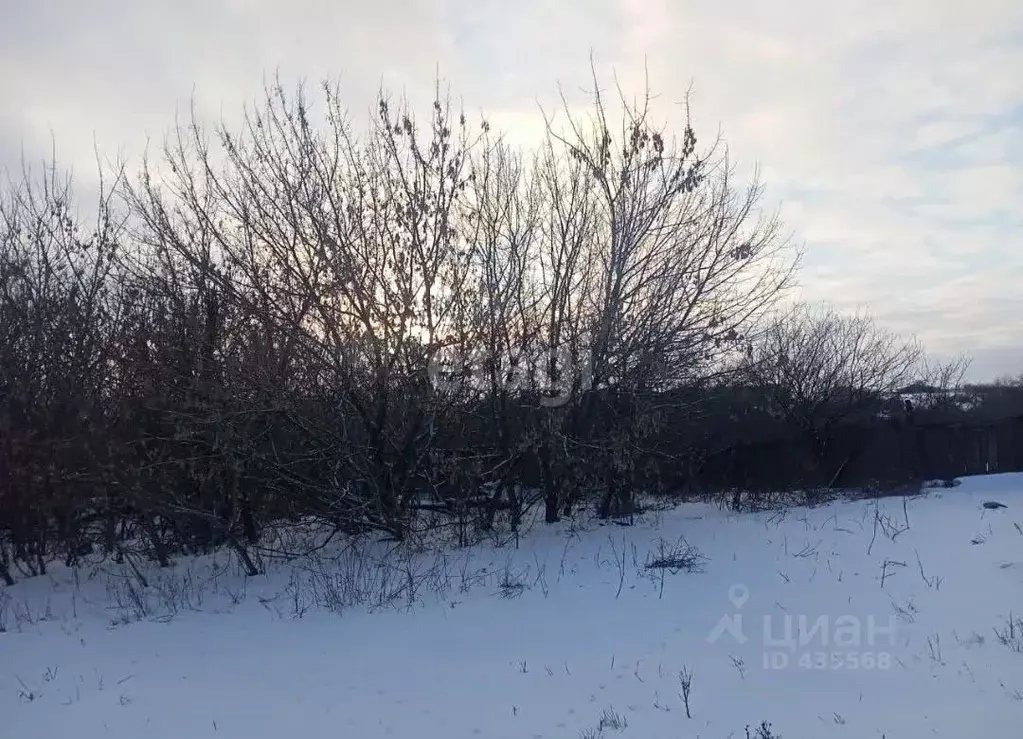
746,721,782,739
645,536,706,573
995,613,1023,653
581,706,628,737
678,665,694,718
498,560,529,599
926,633,945,665
108,576,153,624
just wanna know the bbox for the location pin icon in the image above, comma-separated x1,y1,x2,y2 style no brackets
728,584,750,610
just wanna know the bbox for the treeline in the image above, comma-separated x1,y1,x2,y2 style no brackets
0,72,964,583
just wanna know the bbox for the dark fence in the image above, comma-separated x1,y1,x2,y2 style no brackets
676,415,1023,496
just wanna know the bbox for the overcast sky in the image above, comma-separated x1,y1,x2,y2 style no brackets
2,0,1021,380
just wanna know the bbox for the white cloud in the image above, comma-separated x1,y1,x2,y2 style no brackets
1,0,1021,379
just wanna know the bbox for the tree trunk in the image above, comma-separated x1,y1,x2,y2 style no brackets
544,484,560,524
0,545,13,586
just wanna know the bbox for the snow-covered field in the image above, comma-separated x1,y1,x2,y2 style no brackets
3,475,1022,738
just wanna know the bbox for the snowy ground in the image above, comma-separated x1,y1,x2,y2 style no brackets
2,475,1022,738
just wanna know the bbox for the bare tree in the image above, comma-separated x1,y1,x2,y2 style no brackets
744,303,924,430
528,66,797,519
125,77,494,546
739,302,925,491
917,353,972,417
